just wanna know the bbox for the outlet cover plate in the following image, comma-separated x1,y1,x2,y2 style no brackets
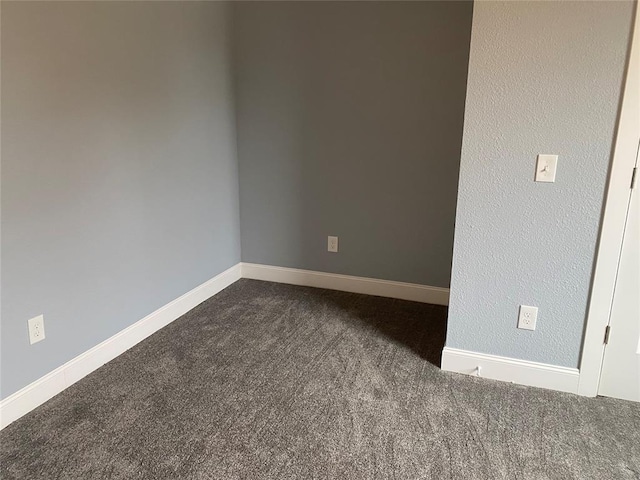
328,236,338,253
518,305,538,331
28,314,46,344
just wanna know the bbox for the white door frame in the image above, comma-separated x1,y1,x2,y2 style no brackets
578,2,640,397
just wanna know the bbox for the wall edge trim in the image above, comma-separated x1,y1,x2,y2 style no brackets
240,262,450,305
441,346,580,394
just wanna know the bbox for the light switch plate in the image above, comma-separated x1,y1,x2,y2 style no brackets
535,154,558,182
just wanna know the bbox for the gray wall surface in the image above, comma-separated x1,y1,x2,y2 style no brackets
233,1,473,287
446,1,635,368
1,2,241,399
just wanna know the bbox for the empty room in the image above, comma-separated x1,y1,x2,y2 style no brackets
1,0,639,478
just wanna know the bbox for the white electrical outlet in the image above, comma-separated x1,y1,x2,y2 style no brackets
535,154,558,182
28,314,46,344
328,236,338,253
518,305,538,331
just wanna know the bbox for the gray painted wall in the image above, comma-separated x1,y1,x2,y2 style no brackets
446,1,635,368
233,1,473,287
1,2,240,399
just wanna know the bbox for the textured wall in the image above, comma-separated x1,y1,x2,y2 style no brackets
233,1,473,287
1,2,240,398
446,1,634,368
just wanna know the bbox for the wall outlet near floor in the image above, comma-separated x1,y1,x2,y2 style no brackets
328,236,339,253
28,314,46,344
518,305,538,331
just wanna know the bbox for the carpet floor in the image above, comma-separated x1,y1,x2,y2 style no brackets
1,279,639,479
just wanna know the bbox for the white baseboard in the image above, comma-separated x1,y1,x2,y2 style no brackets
0,263,242,430
4,261,584,428
240,263,449,305
1,262,448,429
441,347,580,394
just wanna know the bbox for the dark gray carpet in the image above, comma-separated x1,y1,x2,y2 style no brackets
1,279,639,479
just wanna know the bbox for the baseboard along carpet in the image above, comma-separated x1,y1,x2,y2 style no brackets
1,279,639,479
